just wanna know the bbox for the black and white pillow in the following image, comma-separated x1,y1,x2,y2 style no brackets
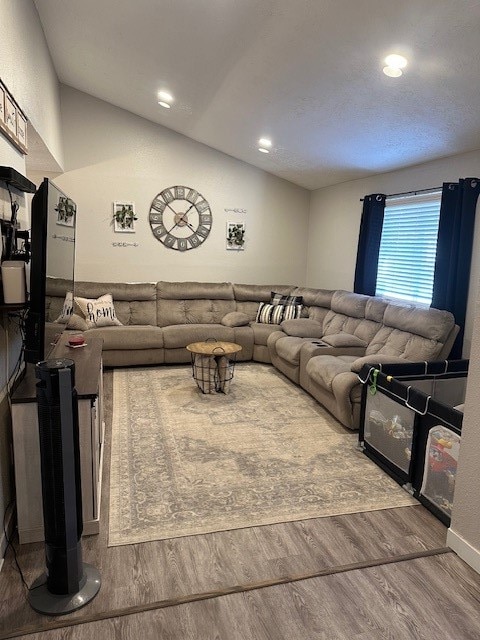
74,293,123,329
256,302,302,324
270,291,304,306
54,291,74,324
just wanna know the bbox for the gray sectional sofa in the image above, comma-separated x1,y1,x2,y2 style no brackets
45,279,458,430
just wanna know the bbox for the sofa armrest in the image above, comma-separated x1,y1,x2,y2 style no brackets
350,354,410,374
322,334,367,348
280,318,324,338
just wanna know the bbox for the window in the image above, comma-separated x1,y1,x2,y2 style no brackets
375,191,442,305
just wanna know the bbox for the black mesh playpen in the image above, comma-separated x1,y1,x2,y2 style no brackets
358,360,468,525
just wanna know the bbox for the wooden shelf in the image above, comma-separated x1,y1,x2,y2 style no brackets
12,334,103,403
0,166,36,193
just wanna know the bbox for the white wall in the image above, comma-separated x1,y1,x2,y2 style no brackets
448,279,480,570
0,0,63,559
0,0,63,168
55,86,310,285
307,150,480,355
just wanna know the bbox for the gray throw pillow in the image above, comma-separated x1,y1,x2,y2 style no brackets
221,311,250,327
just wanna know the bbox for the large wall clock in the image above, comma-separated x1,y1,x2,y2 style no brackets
148,186,212,251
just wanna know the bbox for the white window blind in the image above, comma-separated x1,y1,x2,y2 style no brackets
375,191,442,305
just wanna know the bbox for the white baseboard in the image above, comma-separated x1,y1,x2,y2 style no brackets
447,527,480,575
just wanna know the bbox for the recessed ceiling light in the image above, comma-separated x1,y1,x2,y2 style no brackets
158,90,174,103
258,147,270,154
385,54,408,69
383,66,403,78
258,138,272,148
158,101,171,109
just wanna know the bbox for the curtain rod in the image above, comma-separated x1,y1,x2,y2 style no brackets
387,186,442,198
360,186,441,202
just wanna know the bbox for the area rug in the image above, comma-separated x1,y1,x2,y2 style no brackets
109,364,417,546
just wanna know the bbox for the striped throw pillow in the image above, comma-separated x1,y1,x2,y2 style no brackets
270,291,304,306
256,302,302,324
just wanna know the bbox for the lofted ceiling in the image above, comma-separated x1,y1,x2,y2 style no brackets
33,0,480,190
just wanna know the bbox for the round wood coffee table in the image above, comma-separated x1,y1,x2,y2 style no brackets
186,340,242,393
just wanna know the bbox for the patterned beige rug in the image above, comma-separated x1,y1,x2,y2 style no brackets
109,363,416,546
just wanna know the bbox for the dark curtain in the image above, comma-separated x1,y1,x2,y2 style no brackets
353,193,386,295
432,178,480,358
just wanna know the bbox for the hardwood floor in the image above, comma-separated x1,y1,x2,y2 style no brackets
1,370,480,639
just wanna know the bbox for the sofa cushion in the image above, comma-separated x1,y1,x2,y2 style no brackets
280,318,324,338
158,298,236,327
256,302,302,324
323,311,363,336
84,325,164,350
383,302,455,342
330,291,369,318
366,326,445,361
156,281,236,327
66,313,89,331
162,324,235,349
221,311,250,327
290,287,334,308
251,322,284,346
75,281,157,326
365,297,389,322
233,283,294,302
307,306,330,325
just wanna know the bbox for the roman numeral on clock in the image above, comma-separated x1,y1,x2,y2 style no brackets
151,199,166,213
196,225,209,238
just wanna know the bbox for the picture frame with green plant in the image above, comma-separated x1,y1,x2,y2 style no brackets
226,221,245,250
113,201,137,233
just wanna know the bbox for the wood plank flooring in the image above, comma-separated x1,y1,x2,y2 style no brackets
1,370,480,639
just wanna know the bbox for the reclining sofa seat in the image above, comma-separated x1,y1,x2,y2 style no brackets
268,290,457,430
74,280,163,367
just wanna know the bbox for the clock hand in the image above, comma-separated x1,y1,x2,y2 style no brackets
167,222,180,234
165,202,178,215
175,205,197,227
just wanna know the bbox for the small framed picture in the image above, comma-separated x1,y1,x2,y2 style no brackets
16,111,27,148
0,84,5,124
55,196,76,227
226,221,246,251
113,201,137,233
4,93,16,135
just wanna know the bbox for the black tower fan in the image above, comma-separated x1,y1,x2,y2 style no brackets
28,358,101,615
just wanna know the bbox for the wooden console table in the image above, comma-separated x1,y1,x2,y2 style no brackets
11,334,104,544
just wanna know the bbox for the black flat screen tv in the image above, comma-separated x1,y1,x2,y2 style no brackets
25,179,76,364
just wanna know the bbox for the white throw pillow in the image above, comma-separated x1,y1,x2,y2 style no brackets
54,291,74,324
74,293,123,329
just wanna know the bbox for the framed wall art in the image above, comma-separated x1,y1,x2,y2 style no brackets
0,79,28,154
55,196,76,227
16,111,27,148
226,221,246,250
4,93,17,136
113,201,137,233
